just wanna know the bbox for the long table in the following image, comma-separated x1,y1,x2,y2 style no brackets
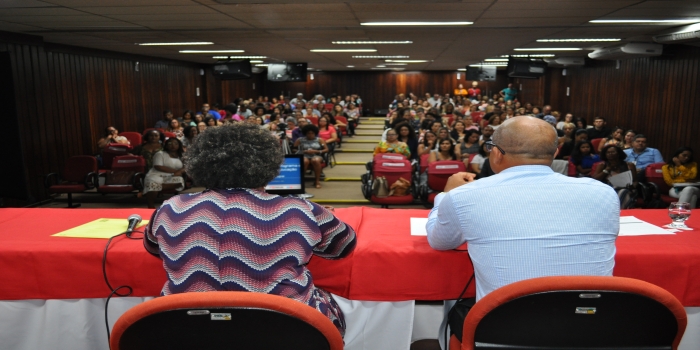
2,208,700,349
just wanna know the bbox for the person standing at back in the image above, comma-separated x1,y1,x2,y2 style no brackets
426,116,619,346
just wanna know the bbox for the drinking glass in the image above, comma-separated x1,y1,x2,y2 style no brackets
668,202,692,228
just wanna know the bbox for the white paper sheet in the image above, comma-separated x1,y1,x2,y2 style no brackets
410,217,428,236
619,216,675,236
608,171,633,188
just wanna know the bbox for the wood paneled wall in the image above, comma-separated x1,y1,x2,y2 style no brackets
542,44,700,160
1,33,205,203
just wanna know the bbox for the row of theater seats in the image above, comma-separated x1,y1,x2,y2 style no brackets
107,276,687,350
360,152,674,209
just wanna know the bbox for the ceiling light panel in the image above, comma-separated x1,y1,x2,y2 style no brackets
385,60,429,63
536,39,620,42
361,22,472,26
514,48,583,51
589,19,700,24
353,55,409,58
211,56,267,59
502,54,556,58
138,42,214,46
311,49,377,52
332,41,412,44
180,50,244,53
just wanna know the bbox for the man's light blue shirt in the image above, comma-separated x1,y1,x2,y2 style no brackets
426,165,619,301
624,147,664,171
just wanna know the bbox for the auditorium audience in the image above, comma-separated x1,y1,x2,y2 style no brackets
154,110,173,129
166,119,184,140
623,129,636,149
181,125,198,151
291,118,307,143
598,126,625,153
143,123,355,337
294,124,329,189
470,142,489,173
558,129,588,160
317,115,339,145
556,113,574,130
181,110,196,127
196,121,206,133
143,137,185,208
418,131,437,157
663,147,699,208
450,120,467,142
587,116,611,140
133,129,164,171
624,134,664,174
593,144,638,188
458,130,481,165
395,122,418,161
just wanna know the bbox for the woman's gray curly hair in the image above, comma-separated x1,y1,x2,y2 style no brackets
185,123,283,189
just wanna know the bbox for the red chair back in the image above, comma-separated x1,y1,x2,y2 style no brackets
324,103,334,112
163,132,177,139
373,155,412,186
119,132,142,146
102,144,130,170
592,161,605,174
420,153,430,174
63,156,98,182
427,160,466,192
335,115,348,135
306,115,319,126
567,159,577,177
591,138,603,153
112,155,146,173
646,162,670,194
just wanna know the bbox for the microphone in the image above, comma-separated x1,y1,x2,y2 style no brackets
126,214,142,235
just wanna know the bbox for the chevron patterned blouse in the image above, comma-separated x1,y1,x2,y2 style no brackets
148,188,357,335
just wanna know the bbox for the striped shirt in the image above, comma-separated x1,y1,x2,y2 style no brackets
427,165,619,300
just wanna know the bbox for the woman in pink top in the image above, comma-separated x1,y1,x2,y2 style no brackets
317,116,338,145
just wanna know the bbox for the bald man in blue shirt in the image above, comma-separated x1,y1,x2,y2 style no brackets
427,116,619,346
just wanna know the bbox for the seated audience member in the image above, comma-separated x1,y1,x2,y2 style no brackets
317,115,339,145
426,116,618,346
487,114,503,129
332,104,354,136
543,115,564,137
196,121,206,134
346,102,360,120
374,129,411,159
663,147,699,208
570,141,600,177
575,116,588,130
98,126,130,149
181,125,198,151
133,129,164,171
558,122,576,147
598,127,625,153
450,121,468,142
294,124,329,189
154,110,173,129
385,110,399,129
556,113,574,130
202,102,221,120
458,129,481,162
193,113,204,126
479,125,494,144
624,134,664,175
558,129,588,160
181,110,196,127
587,116,611,140
284,117,297,140
469,142,489,174
592,145,638,208
437,127,454,145
144,123,355,337
395,122,419,161
418,131,437,157
143,137,186,208
291,118,307,143
166,119,184,140
204,116,218,128
623,129,636,150
428,138,460,164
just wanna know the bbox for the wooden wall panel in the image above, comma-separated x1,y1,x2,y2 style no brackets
2,39,205,203
544,45,700,159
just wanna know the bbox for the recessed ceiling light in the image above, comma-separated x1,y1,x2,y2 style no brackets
385,63,408,66
385,59,429,63
347,65,355,68
457,68,466,71
255,64,269,67
484,58,509,62
311,49,377,52
353,55,409,59
212,56,267,60
537,38,620,42
470,63,507,67
138,42,214,46
250,60,264,63
361,22,472,26
332,41,412,44
376,65,386,68
180,50,244,53
514,48,583,51
502,54,556,58
371,67,404,70
589,19,700,24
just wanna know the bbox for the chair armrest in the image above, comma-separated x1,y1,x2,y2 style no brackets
85,172,98,190
45,173,59,188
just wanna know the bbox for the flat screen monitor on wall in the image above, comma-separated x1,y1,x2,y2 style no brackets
465,66,497,81
212,60,252,80
267,63,308,82
507,58,547,79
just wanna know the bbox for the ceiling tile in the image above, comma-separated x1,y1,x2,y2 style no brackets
78,5,220,15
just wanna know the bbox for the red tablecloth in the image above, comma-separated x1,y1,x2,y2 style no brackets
2,208,700,305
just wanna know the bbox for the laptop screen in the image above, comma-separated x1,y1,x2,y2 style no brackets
264,154,305,195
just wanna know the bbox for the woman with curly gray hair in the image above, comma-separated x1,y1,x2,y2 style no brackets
143,123,356,338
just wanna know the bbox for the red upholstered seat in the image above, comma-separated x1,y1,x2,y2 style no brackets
119,131,142,146
422,160,466,205
102,143,130,170
98,155,146,194
450,276,687,350
45,155,98,208
370,154,414,207
646,162,676,204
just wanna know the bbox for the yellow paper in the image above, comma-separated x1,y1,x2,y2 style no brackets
52,218,149,239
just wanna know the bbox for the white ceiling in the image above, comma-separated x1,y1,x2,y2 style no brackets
0,0,698,70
